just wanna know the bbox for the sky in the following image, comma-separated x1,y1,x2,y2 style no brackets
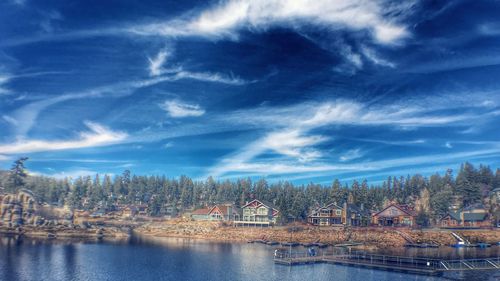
0,0,500,184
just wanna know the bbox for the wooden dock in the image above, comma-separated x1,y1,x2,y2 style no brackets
274,252,500,275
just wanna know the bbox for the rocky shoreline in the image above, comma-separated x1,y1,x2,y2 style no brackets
134,219,500,249
0,225,131,240
2,218,499,248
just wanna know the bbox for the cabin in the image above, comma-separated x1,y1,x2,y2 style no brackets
439,204,491,228
234,199,279,226
371,204,416,227
190,207,211,220
308,203,344,226
121,204,148,218
440,212,461,227
207,204,240,221
461,203,490,227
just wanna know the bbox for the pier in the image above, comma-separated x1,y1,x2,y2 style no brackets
274,251,500,275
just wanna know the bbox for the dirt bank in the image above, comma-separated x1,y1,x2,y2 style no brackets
135,219,500,249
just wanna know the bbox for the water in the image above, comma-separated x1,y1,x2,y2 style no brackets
0,235,499,281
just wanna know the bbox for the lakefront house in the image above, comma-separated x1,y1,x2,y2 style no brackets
234,199,279,226
308,202,371,226
371,203,417,227
308,203,344,226
207,204,241,221
440,203,491,228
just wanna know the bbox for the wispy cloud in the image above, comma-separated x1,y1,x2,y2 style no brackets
129,0,413,44
445,141,453,149
205,98,497,178
361,46,395,68
160,100,205,118
0,73,12,95
339,148,364,162
0,121,127,154
148,49,169,76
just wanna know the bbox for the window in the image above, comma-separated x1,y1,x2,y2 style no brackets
336,210,342,216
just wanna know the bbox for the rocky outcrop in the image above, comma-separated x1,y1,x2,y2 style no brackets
0,189,37,227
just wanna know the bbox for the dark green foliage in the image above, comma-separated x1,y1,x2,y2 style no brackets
0,158,496,222
6,157,29,192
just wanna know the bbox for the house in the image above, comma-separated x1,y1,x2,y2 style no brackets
345,204,371,226
234,199,279,226
308,203,344,226
461,203,490,227
371,203,417,227
190,207,211,220
439,211,461,227
121,204,148,218
439,204,491,228
207,204,240,221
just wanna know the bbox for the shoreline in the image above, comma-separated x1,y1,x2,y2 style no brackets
2,219,499,249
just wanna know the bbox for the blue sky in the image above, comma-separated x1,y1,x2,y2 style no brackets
1,0,500,184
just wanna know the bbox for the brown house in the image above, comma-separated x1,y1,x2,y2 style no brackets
372,204,416,227
440,212,461,227
207,204,240,221
308,203,344,226
440,204,491,228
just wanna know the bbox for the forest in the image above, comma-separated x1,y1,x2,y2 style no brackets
1,158,499,224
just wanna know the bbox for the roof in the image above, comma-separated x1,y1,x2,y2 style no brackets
242,199,279,211
462,203,486,211
492,187,500,193
372,203,417,217
443,211,461,221
463,212,487,221
191,207,210,215
208,204,240,216
346,204,370,216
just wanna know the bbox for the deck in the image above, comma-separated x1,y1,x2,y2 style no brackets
274,251,500,275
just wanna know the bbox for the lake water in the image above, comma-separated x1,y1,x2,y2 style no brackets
0,235,499,281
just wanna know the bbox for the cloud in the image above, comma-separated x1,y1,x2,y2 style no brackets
160,100,205,118
0,73,12,95
2,115,18,126
8,70,248,137
339,148,364,162
148,49,169,76
0,121,127,154
445,141,453,149
361,46,395,68
129,0,413,44
205,98,496,178
262,129,326,162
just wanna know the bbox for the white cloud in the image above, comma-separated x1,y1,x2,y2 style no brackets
205,98,495,178
0,154,10,161
262,129,326,162
2,115,18,126
129,0,412,44
0,73,12,95
445,141,453,149
160,100,205,118
361,46,395,68
148,49,169,76
0,121,127,154
339,148,364,162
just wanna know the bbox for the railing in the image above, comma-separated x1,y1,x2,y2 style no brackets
274,251,500,272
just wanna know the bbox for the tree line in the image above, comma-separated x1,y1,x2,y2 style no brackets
1,158,499,224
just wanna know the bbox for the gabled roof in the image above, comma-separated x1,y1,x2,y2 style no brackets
208,204,240,216
372,203,417,217
346,204,370,216
191,207,210,215
242,199,279,212
463,212,487,221
442,211,461,221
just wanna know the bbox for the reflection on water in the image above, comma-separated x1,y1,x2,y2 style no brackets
0,235,499,281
